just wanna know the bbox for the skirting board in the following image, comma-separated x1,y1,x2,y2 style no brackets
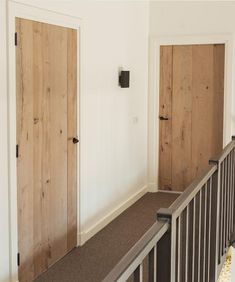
147,182,183,195
148,182,158,192
78,185,148,245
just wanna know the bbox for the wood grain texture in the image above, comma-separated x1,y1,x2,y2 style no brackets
159,44,224,192
67,28,78,251
191,44,214,179
16,18,35,282
213,44,225,154
159,46,173,190
172,45,193,191
16,18,77,281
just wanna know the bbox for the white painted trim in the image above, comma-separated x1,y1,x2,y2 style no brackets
79,185,148,245
148,33,234,193
0,1,11,281
9,0,81,28
157,190,183,195
147,182,158,192
7,1,82,281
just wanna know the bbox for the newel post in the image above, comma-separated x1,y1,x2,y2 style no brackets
231,136,235,246
209,158,221,281
157,208,173,282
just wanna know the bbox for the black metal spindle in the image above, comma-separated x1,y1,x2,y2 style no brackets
232,149,235,233
221,161,225,256
202,184,207,282
148,246,157,282
133,263,143,282
185,206,189,282
207,177,212,282
187,199,195,282
198,190,202,282
177,216,181,282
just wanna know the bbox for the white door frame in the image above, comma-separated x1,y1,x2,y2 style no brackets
7,1,82,281
148,34,234,192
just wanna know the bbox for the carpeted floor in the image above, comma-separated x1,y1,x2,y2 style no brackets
34,192,179,282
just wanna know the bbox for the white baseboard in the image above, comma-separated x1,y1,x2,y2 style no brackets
158,189,183,195
147,182,158,192
78,185,148,245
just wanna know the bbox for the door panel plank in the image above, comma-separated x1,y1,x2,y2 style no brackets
192,45,214,179
159,46,173,190
47,23,68,265
32,21,44,276
172,45,193,191
16,18,77,281
213,44,225,153
16,18,35,282
67,29,78,251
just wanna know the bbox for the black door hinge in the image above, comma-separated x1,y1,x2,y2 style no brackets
17,253,20,266
16,144,19,158
15,32,17,46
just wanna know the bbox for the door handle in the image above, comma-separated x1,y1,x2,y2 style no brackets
73,137,79,144
159,116,169,121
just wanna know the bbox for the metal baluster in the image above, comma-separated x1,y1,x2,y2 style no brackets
203,184,207,282
232,149,235,233
220,161,224,257
207,177,212,282
223,157,228,251
226,156,230,248
192,198,196,282
149,246,157,282
229,153,232,242
134,263,143,282
194,192,201,282
171,218,177,282
210,168,219,280
177,216,181,282
185,206,189,282
231,150,234,234
198,190,202,282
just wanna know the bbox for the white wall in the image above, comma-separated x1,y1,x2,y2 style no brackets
0,1,11,281
148,1,235,188
0,1,149,280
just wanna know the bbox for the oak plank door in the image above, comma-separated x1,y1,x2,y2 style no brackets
159,44,224,191
16,18,78,281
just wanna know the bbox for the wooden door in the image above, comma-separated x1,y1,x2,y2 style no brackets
159,44,224,191
16,18,78,281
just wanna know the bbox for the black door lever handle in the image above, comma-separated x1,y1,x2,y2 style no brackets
159,116,169,121
73,137,79,144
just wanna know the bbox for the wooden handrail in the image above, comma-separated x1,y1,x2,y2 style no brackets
210,137,235,164
158,165,217,220
102,221,169,282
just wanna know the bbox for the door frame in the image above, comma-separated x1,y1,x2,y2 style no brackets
148,34,234,193
7,1,82,281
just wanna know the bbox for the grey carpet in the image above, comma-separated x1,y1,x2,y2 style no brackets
34,192,179,282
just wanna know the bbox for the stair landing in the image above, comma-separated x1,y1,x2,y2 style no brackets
35,192,179,282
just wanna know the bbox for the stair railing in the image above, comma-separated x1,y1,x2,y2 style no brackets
102,220,170,282
158,163,219,282
103,137,235,282
158,136,235,282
